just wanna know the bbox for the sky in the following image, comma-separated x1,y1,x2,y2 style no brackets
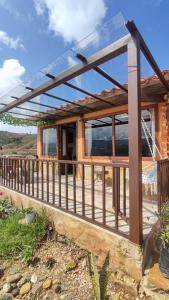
0,0,168,134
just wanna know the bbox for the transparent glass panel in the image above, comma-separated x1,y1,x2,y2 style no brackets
85,117,112,156
115,110,154,157
42,128,57,156
74,12,127,58
141,109,153,157
115,113,128,156
0,13,127,111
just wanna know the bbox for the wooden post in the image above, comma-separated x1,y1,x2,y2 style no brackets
128,35,143,245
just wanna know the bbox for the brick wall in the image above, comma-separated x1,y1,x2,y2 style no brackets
159,94,169,158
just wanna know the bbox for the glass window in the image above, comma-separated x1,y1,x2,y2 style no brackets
141,110,153,157
42,127,57,156
115,110,153,157
85,117,112,156
115,114,129,156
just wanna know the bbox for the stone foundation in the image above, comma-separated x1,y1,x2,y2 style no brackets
1,186,144,284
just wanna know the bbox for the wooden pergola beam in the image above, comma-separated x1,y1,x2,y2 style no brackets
126,21,169,92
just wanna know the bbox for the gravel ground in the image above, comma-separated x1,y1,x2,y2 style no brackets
0,234,140,300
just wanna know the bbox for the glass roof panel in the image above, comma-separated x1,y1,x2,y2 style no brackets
73,12,127,58
0,12,127,111
86,117,112,126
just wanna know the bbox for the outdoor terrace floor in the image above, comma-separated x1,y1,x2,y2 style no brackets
0,174,158,239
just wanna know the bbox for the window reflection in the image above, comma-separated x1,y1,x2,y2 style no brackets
42,128,57,156
85,117,112,156
115,110,153,157
141,110,153,157
115,114,128,156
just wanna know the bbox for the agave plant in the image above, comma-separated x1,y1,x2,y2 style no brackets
88,252,123,300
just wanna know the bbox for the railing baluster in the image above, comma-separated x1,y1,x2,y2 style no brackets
32,160,34,197
14,160,16,190
58,162,61,207
1,159,3,184
91,165,95,220
113,167,118,231
123,168,126,216
5,158,7,186
17,160,19,191
73,164,76,213
65,163,68,209
4,158,6,186
52,162,55,204
28,160,30,195
11,159,13,188
41,161,44,201
82,164,85,216
102,166,106,225
117,168,120,214
1,158,3,185
8,158,9,187
9,158,11,188
37,160,39,199
11,159,14,189
3,159,4,185
9,159,11,188
8,158,11,188
46,161,49,202
24,160,27,193
21,160,23,192
113,167,120,231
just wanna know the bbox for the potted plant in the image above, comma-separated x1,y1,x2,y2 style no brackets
156,202,169,278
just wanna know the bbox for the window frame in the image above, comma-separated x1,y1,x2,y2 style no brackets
41,125,58,158
83,105,156,160
84,116,113,157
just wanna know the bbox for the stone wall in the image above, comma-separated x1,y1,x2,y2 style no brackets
159,95,169,158
1,186,144,285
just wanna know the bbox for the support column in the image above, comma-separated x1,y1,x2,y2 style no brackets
76,118,83,178
128,35,142,245
37,126,42,158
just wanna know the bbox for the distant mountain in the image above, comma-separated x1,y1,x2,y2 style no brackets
0,131,37,156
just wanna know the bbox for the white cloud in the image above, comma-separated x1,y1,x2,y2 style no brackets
0,30,25,50
33,0,107,43
33,0,45,15
0,59,42,117
0,59,25,98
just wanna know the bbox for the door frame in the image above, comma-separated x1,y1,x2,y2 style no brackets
58,122,77,174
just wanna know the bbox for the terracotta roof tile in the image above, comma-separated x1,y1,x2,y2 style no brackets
54,70,169,112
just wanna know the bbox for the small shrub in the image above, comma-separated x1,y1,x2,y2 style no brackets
0,196,18,219
155,202,169,247
88,252,123,300
88,252,110,300
0,204,47,262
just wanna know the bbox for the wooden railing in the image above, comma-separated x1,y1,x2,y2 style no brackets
0,157,129,238
157,159,169,212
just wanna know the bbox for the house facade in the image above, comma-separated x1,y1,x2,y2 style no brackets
37,71,169,163
0,21,169,282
